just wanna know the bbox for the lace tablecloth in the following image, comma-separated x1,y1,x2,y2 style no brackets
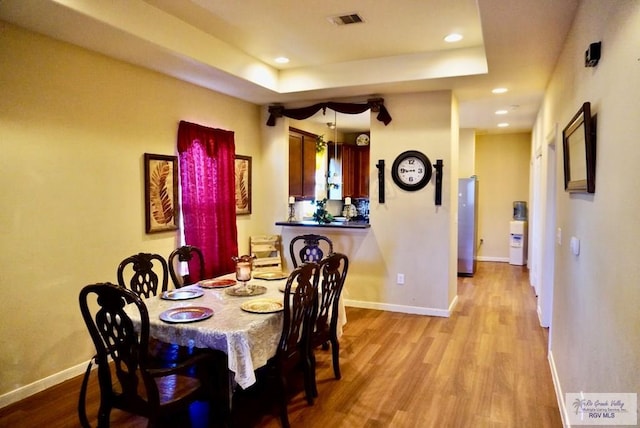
129,274,346,389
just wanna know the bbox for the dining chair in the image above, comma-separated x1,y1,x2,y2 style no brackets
246,262,319,428
289,234,334,268
78,282,225,428
117,252,168,298
168,245,205,288
309,252,349,397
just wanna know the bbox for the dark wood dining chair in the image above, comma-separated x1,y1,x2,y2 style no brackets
117,252,168,298
244,262,318,428
78,282,224,428
309,252,349,397
289,234,334,268
168,245,205,288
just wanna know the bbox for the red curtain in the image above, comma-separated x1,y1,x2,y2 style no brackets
177,120,238,279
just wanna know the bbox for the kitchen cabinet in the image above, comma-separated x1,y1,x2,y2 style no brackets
329,143,370,199
289,128,316,199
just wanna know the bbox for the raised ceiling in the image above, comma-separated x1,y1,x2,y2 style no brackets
0,0,578,133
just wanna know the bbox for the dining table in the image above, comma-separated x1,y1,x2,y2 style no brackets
127,272,346,390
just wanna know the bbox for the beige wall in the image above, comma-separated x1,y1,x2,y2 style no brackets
0,22,264,400
475,132,531,260
458,128,476,178
268,92,459,314
0,22,461,404
537,0,640,422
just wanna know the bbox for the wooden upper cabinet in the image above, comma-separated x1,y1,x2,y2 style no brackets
340,144,370,199
288,128,316,199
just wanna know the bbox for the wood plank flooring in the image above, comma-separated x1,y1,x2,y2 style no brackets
0,262,562,427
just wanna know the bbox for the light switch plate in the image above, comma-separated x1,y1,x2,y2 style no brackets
570,236,580,255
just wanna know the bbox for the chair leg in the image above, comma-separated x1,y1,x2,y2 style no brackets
277,374,290,428
331,338,341,380
309,350,318,398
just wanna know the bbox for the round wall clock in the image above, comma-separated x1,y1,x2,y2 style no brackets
356,133,370,146
391,150,433,191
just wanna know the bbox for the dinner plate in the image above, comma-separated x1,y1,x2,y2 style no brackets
159,306,213,323
240,298,284,314
253,271,289,281
225,285,267,297
161,289,204,300
198,278,236,289
278,283,298,293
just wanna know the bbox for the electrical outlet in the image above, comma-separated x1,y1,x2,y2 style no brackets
397,273,405,285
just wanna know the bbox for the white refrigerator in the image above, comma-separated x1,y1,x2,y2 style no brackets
458,177,479,276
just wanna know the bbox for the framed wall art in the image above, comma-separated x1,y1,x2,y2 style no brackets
562,102,596,193
235,155,252,215
144,153,179,233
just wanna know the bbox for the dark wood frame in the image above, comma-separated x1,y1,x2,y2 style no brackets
235,155,252,215
562,102,596,193
144,153,179,233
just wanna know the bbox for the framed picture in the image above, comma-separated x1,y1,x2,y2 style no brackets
562,102,596,193
235,155,252,215
144,153,179,233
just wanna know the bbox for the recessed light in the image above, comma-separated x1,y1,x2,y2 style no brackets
495,110,508,115
444,33,463,43
497,123,510,128
274,57,290,64
492,87,508,94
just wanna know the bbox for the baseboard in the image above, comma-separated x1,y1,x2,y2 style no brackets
477,256,510,263
548,350,570,427
0,360,89,409
345,297,456,318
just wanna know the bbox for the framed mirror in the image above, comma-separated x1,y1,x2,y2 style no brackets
562,102,596,193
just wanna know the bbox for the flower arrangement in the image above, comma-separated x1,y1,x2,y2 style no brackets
312,198,334,224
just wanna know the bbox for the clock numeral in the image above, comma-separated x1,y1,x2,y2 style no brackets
408,159,415,165
408,177,414,182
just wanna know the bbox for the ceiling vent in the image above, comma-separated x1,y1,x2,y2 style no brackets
328,13,364,26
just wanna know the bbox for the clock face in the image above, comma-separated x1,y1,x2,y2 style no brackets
391,150,432,191
396,156,426,184
356,134,370,146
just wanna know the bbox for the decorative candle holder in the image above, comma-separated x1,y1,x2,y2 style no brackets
232,255,255,293
287,203,296,222
287,197,296,222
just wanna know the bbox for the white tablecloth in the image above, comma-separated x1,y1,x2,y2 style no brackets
128,274,346,389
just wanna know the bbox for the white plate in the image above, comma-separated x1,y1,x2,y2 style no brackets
240,298,284,314
159,306,213,323
161,289,204,300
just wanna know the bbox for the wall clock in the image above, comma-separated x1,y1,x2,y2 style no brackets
391,150,433,191
356,133,370,146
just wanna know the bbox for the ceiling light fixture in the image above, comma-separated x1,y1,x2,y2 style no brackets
495,110,508,115
274,56,290,64
492,87,508,94
444,33,463,43
497,123,510,128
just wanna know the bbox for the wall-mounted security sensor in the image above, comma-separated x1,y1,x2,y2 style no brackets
585,42,601,67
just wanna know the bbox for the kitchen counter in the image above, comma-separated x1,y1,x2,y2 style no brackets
275,220,370,229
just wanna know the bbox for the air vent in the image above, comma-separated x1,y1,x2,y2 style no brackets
329,13,364,26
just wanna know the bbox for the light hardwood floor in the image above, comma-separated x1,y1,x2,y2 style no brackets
0,262,562,427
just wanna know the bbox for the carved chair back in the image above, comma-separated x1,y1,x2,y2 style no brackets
289,234,334,268
117,252,168,298
168,245,205,288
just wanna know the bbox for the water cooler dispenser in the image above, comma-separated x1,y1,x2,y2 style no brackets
509,201,528,266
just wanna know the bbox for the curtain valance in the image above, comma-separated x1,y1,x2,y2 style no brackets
266,98,392,127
